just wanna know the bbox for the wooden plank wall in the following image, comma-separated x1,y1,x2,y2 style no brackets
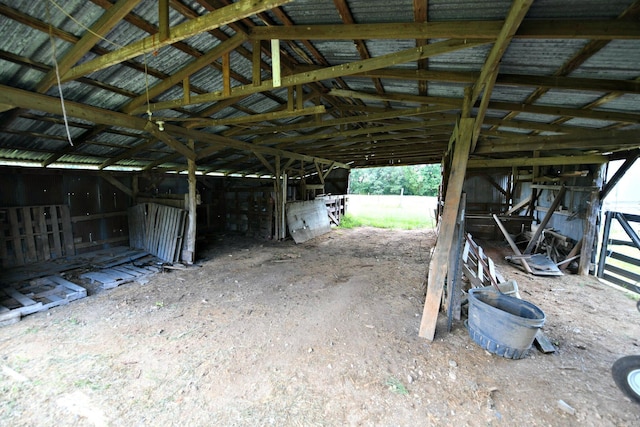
0,205,75,268
127,203,186,263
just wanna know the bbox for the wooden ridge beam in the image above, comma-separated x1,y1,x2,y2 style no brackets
248,20,640,41
331,88,640,124
133,39,489,114
62,0,292,82
467,154,608,169
475,129,640,154
340,68,640,95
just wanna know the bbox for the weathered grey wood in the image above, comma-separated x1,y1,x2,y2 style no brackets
492,214,534,274
420,118,473,341
580,166,604,275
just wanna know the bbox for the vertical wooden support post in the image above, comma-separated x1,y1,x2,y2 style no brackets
182,139,197,264
296,84,303,110
222,52,231,97
252,40,262,86
271,39,281,87
419,118,474,341
579,164,604,275
159,0,170,41
274,156,281,240
183,77,190,104
287,86,294,110
280,171,287,240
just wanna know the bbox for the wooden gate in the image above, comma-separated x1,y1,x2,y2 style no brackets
597,211,640,293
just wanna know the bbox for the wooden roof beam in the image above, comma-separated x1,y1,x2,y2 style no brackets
0,84,349,169
36,0,141,93
122,33,248,114
331,88,640,124
62,0,293,82
248,20,640,41
134,39,489,114
471,0,533,149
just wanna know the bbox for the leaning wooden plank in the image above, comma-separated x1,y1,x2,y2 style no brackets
492,214,534,274
96,249,149,269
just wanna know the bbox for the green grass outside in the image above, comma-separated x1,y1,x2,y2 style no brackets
340,195,436,230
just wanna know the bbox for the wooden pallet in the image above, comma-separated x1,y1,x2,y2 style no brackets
80,263,160,289
0,275,87,324
0,205,75,268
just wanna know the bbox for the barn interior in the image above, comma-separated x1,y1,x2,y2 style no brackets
1,0,640,343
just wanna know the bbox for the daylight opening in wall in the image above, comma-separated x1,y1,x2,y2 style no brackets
346,165,441,229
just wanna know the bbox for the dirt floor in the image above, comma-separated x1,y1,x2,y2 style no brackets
1,226,640,426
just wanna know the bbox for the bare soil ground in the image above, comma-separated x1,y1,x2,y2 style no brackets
1,227,639,426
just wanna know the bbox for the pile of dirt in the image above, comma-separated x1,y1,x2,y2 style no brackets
1,227,639,426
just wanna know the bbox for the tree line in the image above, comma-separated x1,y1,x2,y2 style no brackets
349,164,442,196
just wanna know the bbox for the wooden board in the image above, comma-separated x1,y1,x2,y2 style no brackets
80,263,159,290
0,205,75,268
128,203,187,262
286,200,332,244
0,275,87,322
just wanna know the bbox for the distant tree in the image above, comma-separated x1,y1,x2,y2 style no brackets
349,164,441,196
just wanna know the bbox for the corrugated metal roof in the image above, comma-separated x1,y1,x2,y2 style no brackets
0,0,637,174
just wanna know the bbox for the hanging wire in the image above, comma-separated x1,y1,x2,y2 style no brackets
46,1,73,146
48,0,123,49
46,0,154,122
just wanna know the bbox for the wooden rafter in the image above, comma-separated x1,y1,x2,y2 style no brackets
134,39,489,113
248,20,640,41
61,0,293,81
